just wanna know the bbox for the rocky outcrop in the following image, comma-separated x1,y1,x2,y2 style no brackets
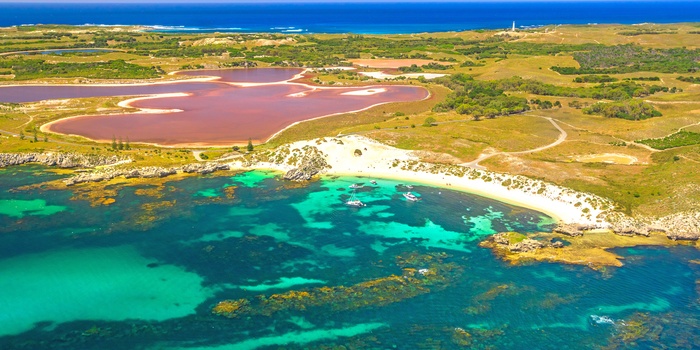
603,211,700,240
0,152,125,168
655,211,700,241
181,162,230,174
611,224,650,237
64,166,177,185
487,232,562,253
64,162,230,186
553,223,587,237
283,149,329,182
508,239,545,252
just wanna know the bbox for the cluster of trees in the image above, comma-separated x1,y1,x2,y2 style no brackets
422,62,451,70
530,99,561,109
677,76,700,83
306,35,469,59
624,76,661,81
398,64,423,73
111,136,131,151
583,99,661,120
432,74,530,119
19,127,48,142
568,100,591,109
0,58,163,80
617,30,677,36
573,75,618,83
637,131,700,150
552,44,700,74
398,62,452,73
457,42,600,59
494,76,667,100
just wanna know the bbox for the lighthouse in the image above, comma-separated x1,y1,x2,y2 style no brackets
512,21,516,32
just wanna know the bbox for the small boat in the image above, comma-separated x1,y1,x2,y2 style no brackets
370,180,377,185
346,191,366,207
406,185,414,189
349,183,363,189
403,192,420,202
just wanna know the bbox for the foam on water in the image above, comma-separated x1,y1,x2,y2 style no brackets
0,245,212,336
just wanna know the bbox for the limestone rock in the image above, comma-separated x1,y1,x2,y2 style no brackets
509,239,544,252
0,152,124,168
182,162,230,174
553,223,586,237
283,149,329,182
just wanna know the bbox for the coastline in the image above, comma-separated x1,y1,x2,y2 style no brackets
226,135,612,225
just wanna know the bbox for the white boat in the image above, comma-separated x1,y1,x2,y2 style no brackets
403,192,420,201
406,185,414,189
370,180,377,185
349,183,363,189
346,191,366,207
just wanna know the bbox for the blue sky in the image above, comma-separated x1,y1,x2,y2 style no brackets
0,0,663,2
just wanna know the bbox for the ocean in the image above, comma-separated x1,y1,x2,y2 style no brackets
0,165,698,349
1,1,699,34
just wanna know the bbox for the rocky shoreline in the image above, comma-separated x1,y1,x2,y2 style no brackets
0,152,125,169
63,161,232,185
1,150,698,242
0,152,233,185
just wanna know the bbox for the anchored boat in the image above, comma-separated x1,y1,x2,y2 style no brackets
403,192,420,202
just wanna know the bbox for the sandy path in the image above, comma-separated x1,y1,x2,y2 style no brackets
462,116,567,168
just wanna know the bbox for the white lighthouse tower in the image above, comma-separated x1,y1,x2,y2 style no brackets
512,21,516,32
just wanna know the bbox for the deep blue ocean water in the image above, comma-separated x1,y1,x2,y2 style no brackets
1,1,699,34
0,165,699,349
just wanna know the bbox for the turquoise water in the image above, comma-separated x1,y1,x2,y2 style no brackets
0,165,698,349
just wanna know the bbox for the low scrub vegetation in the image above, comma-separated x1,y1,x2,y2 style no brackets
583,99,661,120
637,131,700,150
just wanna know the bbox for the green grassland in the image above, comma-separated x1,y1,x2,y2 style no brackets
1,23,700,219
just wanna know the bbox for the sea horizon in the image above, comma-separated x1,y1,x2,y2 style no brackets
1,1,699,34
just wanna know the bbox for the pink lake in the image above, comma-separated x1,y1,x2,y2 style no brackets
2,69,429,146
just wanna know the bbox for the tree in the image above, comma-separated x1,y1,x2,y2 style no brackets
112,135,117,150
423,116,436,127
125,137,131,150
33,128,38,142
43,133,48,142
232,145,240,151
19,131,25,140
247,138,254,152
118,137,124,150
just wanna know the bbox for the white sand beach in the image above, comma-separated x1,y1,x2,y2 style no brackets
228,135,614,225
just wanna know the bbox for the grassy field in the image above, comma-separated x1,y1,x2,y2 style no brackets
1,24,699,219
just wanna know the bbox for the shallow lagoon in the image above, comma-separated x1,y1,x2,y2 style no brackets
0,166,698,349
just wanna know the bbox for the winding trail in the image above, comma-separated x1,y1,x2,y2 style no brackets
462,116,568,169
